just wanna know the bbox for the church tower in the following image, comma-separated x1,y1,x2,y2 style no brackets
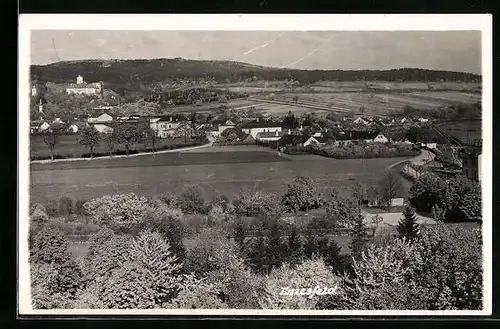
76,75,84,84
38,99,44,114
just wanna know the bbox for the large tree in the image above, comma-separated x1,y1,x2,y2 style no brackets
378,171,403,209
349,214,371,259
42,132,59,161
409,172,447,212
79,125,101,159
114,123,142,156
281,176,323,212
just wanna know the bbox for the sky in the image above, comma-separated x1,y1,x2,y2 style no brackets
30,30,482,74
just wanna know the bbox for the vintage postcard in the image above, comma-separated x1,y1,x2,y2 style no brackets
18,14,492,316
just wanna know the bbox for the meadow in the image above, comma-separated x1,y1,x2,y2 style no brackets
30,147,410,203
30,134,191,158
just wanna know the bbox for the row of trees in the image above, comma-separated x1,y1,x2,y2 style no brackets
38,121,206,161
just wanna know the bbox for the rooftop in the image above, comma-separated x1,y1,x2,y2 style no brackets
241,120,282,129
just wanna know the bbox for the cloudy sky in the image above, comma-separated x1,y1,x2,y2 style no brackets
30,30,482,74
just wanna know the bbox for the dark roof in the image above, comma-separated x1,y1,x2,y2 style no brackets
314,136,333,144
278,134,311,145
256,131,286,139
157,115,189,122
349,131,380,140
48,122,69,131
241,120,282,129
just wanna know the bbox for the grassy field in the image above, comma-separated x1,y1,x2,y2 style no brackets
30,135,191,158
263,91,481,116
30,146,410,203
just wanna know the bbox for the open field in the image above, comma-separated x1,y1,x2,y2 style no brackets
30,135,191,158
30,146,411,203
263,91,481,116
31,150,288,171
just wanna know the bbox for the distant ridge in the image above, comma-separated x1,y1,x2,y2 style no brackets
30,57,481,95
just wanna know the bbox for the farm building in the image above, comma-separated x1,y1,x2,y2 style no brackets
151,115,190,138
241,119,283,139
333,131,389,146
458,143,482,182
277,135,312,148
218,120,237,134
88,112,113,123
353,117,371,125
30,120,50,134
92,124,114,134
255,131,286,142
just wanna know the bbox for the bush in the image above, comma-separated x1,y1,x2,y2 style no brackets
74,200,88,216
58,197,73,216
45,199,59,217
235,187,284,218
307,142,419,159
281,176,323,212
178,186,209,215
184,227,241,276
83,193,153,233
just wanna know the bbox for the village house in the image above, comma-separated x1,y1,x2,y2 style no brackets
92,124,114,134
353,117,371,125
458,142,482,182
241,119,283,139
65,75,103,96
333,131,389,146
217,120,236,134
150,115,190,138
30,120,50,134
88,112,113,124
419,117,429,123
255,130,287,142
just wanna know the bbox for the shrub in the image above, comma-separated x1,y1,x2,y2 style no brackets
29,226,72,265
83,193,152,233
58,197,73,216
45,199,59,217
184,227,241,276
178,186,209,214
74,200,88,216
30,204,49,226
281,176,323,212
235,187,284,218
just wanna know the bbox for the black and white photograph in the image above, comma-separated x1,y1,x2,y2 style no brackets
18,14,492,316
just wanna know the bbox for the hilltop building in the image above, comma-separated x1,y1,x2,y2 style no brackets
66,75,103,96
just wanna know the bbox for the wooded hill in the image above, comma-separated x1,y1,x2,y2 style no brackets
30,58,481,95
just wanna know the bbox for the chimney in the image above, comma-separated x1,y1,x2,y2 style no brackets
288,129,291,135
275,130,278,136
170,116,172,122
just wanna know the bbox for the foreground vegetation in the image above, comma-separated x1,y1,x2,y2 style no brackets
29,173,482,310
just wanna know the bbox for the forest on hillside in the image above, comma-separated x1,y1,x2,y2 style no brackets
30,58,481,96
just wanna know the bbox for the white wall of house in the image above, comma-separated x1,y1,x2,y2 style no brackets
39,122,50,132
242,127,282,139
67,125,78,133
390,198,405,207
